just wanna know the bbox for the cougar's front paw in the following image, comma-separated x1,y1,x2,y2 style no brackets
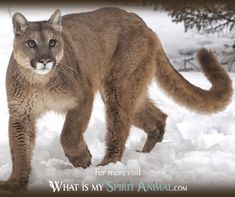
0,180,8,191
66,144,92,168
0,179,27,193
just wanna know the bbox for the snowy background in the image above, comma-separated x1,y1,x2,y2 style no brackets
0,3,235,192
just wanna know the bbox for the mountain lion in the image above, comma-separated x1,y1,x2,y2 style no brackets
0,8,232,192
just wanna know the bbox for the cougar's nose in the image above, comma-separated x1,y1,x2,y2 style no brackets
39,58,52,65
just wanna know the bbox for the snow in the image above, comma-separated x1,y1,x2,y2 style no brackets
0,4,235,191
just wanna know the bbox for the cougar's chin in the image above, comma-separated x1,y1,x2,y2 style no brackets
35,68,51,75
34,62,54,75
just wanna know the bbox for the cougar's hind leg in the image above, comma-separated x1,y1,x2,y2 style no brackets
98,29,157,165
100,85,147,166
133,98,167,153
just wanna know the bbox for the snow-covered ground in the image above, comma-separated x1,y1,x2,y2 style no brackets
0,4,235,192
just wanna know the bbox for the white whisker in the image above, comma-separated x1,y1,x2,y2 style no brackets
59,67,76,84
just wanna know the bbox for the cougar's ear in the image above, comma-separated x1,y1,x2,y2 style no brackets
48,9,62,32
12,12,29,36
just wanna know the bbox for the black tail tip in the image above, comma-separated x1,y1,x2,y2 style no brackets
197,48,214,66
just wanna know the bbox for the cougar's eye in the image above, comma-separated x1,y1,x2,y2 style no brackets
49,39,57,48
27,40,36,49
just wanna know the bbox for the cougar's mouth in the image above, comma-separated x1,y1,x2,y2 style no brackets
34,62,54,75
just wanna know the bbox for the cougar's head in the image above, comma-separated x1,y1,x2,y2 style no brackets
12,10,64,75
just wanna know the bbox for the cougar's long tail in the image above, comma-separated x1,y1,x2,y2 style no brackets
155,42,233,114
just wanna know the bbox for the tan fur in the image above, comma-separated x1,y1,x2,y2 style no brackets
0,8,232,192
155,43,233,113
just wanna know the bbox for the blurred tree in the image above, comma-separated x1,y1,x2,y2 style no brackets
166,4,235,34
141,0,235,72
141,1,235,34
165,3,235,71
